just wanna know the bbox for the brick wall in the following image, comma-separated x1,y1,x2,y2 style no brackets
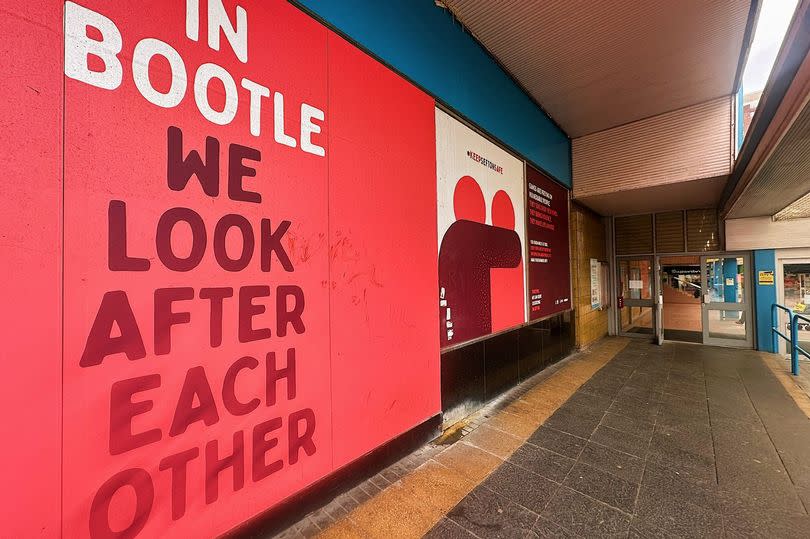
570,204,609,348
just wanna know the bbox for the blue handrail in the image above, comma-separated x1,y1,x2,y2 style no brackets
791,313,810,376
772,303,808,376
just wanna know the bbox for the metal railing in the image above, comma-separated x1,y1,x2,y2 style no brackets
771,303,809,376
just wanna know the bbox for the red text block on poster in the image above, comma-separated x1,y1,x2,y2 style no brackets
526,165,571,320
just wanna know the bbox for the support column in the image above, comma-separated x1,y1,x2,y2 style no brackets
754,250,777,352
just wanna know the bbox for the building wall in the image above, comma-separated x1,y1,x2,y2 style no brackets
726,216,810,250
2,1,576,537
0,2,63,536
570,204,609,348
573,96,733,198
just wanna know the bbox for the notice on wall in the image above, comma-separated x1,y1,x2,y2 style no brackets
629,280,644,289
758,270,775,285
590,259,602,310
526,165,571,320
436,109,526,347
60,1,440,538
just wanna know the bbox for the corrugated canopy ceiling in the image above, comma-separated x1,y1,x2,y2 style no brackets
729,96,810,219
442,0,754,137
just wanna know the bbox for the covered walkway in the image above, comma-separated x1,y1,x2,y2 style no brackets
279,339,810,539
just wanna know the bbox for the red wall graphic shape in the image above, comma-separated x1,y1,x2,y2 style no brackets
439,178,524,346
490,190,526,333
326,29,440,469
0,2,63,536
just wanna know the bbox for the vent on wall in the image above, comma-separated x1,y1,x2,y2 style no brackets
686,209,720,252
655,211,685,253
615,209,720,255
615,214,653,255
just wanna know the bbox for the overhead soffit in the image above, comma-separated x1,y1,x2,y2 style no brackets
728,96,810,219
774,191,810,220
442,0,753,137
575,175,728,217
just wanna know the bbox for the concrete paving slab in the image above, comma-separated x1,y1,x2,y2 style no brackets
305,339,810,539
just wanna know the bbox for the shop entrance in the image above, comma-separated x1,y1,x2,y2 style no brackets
611,212,753,348
617,257,655,337
700,254,753,348
776,258,810,355
616,253,754,347
659,256,702,343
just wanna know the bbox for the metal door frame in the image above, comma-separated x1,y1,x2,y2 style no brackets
616,256,656,339
700,252,754,348
776,254,810,355
654,257,664,345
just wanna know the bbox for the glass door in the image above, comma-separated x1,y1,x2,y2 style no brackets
659,255,703,343
779,260,810,355
700,254,753,348
617,257,655,338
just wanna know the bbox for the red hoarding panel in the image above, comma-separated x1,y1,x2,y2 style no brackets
58,1,439,537
0,2,63,536
526,165,571,319
326,33,440,468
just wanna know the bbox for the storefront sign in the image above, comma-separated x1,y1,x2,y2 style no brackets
758,270,775,285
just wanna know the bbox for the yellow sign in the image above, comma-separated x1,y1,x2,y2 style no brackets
758,270,774,285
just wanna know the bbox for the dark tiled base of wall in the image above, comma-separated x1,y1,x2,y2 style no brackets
442,312,574,426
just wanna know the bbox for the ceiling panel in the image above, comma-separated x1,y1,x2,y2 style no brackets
575,175,727,216
775,191,810,220
728,96,810,218
443,0,753,136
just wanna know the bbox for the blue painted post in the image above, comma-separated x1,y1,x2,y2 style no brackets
754,250,777,352
791,315,800,376
722,258,738,319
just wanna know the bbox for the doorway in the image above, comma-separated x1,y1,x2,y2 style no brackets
617,257,655,337
776,258,810,355
615,253,754,347
659,256,702,343
700,254,753,348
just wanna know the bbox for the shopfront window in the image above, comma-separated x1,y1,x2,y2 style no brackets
784,263,810,351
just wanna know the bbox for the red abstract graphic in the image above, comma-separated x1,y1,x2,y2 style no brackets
439,178,524,347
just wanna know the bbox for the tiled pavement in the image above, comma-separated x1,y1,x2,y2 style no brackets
262,338,630,538
428,341,810,538
265,339,810,538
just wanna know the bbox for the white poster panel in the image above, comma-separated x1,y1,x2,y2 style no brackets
435,109,527,347
591,258,602,310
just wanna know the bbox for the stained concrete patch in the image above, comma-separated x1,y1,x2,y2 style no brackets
446,487,538,538
526,425,586,460
542,485,631,536
480,461,559,514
